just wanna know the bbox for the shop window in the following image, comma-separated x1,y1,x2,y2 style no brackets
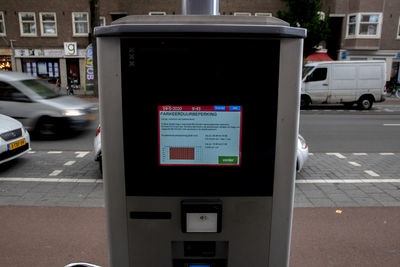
19,12,37,36
0,56,12,71
346,13,382,39
0,11,6,36
72,12,89,36
40,12,57,36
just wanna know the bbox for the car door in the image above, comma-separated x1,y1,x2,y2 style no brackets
0,81,38,129
304,67,329,103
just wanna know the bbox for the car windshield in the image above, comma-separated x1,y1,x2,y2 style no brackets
20,79,59,99
302,66,314,79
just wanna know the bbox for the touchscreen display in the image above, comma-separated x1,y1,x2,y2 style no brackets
158,105,242,166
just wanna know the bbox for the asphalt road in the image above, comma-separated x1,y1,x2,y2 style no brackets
28,102,400,153
300,113,400,153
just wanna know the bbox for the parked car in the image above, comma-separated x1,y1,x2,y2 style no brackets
94,125,102,172
0,72,97,135
0,114,31,164
94,124,308,172
301,60,386,110
297,134,309,171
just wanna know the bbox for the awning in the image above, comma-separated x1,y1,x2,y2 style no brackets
306,52,333,62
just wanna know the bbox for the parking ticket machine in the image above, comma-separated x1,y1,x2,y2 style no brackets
95,15,306,267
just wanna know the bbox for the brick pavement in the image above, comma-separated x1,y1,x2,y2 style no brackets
295,152,400,207
0,151,400,208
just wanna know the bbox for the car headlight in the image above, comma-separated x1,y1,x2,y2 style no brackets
298,135,308,149
62,110,84,116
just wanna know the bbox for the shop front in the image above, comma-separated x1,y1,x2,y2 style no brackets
391,57,400,84
14,47,86,90
0,48,13,71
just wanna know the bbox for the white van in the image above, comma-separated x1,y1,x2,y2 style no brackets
301,61,386,110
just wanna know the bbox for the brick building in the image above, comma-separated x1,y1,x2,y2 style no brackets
0,0,399,88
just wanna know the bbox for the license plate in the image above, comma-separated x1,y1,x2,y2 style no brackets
8,138,26,151
85,114,96,120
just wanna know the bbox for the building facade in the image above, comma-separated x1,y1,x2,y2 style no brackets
323,0,400,81
0,0,399,88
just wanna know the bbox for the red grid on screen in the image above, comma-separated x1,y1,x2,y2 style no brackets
169,147,195,160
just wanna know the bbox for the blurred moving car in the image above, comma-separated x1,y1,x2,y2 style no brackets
0,114,31,164
94,125,102,172
93,124,309,172
297,134,309,171
0,72,97,135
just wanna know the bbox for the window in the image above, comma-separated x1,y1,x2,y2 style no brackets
234,12,251,16
72,12,89,36
307,68,327,82
99,16,106,26
255,13,272,17
19,12,37,36
40,12,57,36
148,12,167,16
0,11,6,36
346,13,382,39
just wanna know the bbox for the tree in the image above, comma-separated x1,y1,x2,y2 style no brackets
277,0,330,57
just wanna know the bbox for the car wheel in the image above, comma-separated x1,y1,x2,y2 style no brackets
358,97,373,110
300,95,311,109
99,155,103,175
35,116,59,136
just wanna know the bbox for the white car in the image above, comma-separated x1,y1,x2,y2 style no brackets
0,72,97,135
297,134,309,171
93,125,102,172
0,114,31,164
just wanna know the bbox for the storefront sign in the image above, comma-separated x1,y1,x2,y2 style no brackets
64,42,77,56
84,44,94,92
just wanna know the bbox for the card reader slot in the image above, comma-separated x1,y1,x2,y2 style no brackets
130,211,172,220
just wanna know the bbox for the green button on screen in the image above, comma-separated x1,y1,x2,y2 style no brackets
218,156,238,164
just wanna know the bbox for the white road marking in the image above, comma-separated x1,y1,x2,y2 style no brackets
364,170,380,177
379,153,395,155
296,179,400,184
49,170,63,176
64,160,76,166
353,153,368,155
383,124,400,126
48,151,62,154
309,153,314,156
75,151,90,158
326,153,346,159
0,177,102,183
348,161,361,167
28,151,36,154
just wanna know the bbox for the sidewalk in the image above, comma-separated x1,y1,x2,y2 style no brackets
0,206,399,267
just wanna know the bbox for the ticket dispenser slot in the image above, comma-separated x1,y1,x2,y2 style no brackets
172,241,228,267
